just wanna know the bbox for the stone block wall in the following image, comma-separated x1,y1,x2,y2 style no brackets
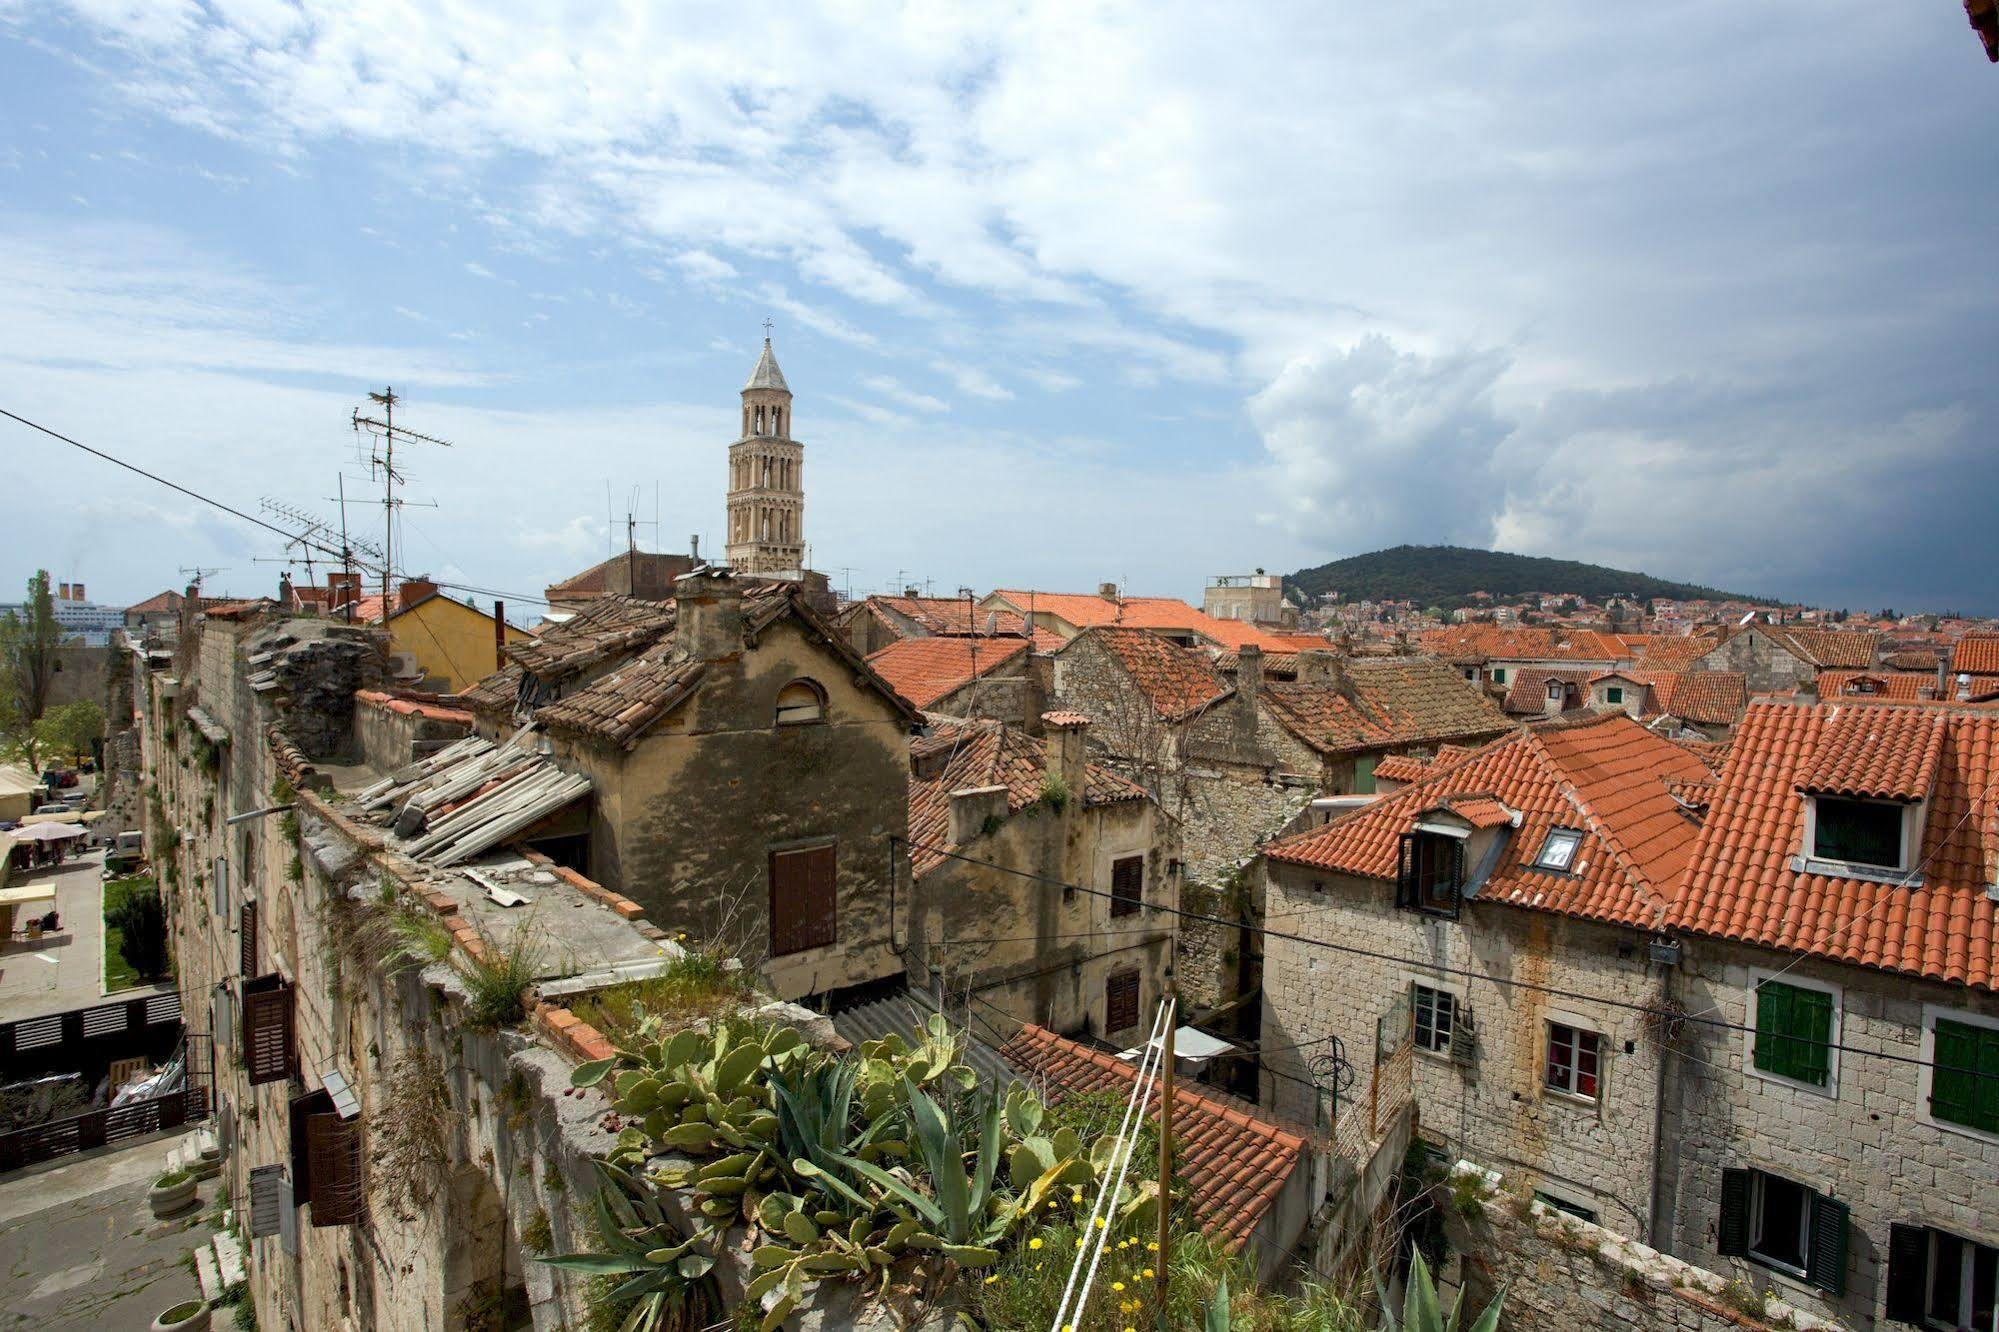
1443,1168,1846,1332
1663,937,1999,1328
1258,860,1672,1238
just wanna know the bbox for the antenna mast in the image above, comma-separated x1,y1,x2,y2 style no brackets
351,387,452,607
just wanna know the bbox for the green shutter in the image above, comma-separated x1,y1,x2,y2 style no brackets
1717,1169,1750,1257
1754,981,1832,1087
1806,1192,1849,1295
1932,1019,1999,1133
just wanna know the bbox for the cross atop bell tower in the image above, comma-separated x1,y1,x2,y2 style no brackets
725,333,804,574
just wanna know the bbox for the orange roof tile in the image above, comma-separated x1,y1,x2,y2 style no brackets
1502,669,1589,716
1371,753,1433,784
860,595,1037,641
906,721,1148,874
1419,626,1627,665
1627,636,1719,672
1795,704,1949,800
1072,627,1232,723
1654,672,1747,727
1775,628,1879,670
999,1024,1307,1254
1263,657,1513,756
1951,634,1999,677
1672,700,1999,990
1267,713,1711,928
866,637,1028,710
1816,670,1934,702
989,590,1299,650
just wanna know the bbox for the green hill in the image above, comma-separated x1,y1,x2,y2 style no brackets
1285,545,1765,613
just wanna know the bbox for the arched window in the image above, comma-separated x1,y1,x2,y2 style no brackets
776,678,825,726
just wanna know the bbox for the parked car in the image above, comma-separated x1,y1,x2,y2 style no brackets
32,803,68,816
105,831,146,875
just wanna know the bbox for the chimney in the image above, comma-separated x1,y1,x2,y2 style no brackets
676,569,745,663
1042,711,1089,801
1021,653,1053,736
1235,643,1263,740
690,534,700,563
493,600,507,671
1098,581,1119,601
278,573,294,607
1296,649,1350,693
398,576,438,611
1938,657,1951,698
948,785,1011,845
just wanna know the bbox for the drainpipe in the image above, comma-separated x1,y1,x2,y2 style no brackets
1649,940,1680,1248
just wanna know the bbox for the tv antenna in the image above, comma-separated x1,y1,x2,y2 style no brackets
352,387,452,606
178,566,226,595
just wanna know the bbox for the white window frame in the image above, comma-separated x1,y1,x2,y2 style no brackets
1746,1169,1813,1281
1409,980,1461,1059
1544,1020,1603,1105
1798,794,1924,883
1743,967,1843,1099
1919,1002,1999,1146
1533,827,1584,874
1922,1226,1999,1331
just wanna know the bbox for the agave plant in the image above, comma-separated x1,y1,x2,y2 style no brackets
537,1160,718,1332
1378,1250,1504,1332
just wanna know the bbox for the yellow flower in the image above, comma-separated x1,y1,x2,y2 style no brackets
984,1275,999,1285
1111,1281,1126,1292
1029,1237,1043,1251
1146,1241,1159,1251
1143,1267,1155,1278
1076,1237,1087,1248
1093,1216,1107,1229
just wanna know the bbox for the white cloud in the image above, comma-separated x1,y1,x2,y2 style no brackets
932,360,1013,402
862,374,949,415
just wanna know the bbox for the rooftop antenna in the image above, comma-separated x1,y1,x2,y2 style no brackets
178,565,225,595
351,387,452,607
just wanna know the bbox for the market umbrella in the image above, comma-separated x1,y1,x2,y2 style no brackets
6,822,88,842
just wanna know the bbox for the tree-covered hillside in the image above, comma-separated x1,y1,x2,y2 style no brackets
1285,545,1764,612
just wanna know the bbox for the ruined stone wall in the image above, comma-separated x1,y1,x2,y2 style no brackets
1441,1169,1845,1332
907,793,1176,1043
44,642,110,711
353,690,475,773
1258,859,1671,1238
1662,937,1999,1329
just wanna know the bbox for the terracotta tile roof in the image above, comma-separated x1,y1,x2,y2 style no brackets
1260,657,1514,757
1671,700,1999,990
1775,628,1879,670
1882,649,1946,673
863,595,1036,640
1951,635,1999,677
1662,774,1718,815
1630,635,1720,672
1371,753,1433,784
1676,738,1732,773
1418,626,1627,665
1432,743,1478,766
1215,650,1300,680
126,590,183,615
1502,668,1589,716
1443,796,1515,829
1653,672,1748,727
865,637,1029,710
998,1024,1307,1254
528,583,919,747
988,590,1300,651
1816,670,1934,702
907,720,1149,874
1074,627,1232,723
506,595,677,682
1795,705,1949,801
1267,713,1711,928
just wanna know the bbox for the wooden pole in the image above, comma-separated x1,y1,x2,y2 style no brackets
1155,998,1176,1325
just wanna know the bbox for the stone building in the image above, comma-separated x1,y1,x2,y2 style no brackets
900,713,1178,1045
725,337,806,575
1203,571,1297,626
1254,699,1999,1329
463,569,922,1002
835,593,1046,657
543,550,697,617
1257,713,1709,1235
865,635,1042,722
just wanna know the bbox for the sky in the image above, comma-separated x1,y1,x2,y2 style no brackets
1,2,1995,616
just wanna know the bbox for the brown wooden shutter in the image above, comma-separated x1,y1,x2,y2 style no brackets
239,899,257,977
1395,833,1418,909
1105,971,1140,1034
248,1164,286,1239
289,1088,334,1207
306,1111,364,1227
241,974,294,1086
1110,857,1143,917
769,844,838,957
1882,1223,1929,1324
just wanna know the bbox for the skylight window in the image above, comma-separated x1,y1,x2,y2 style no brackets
1534,828,1583,873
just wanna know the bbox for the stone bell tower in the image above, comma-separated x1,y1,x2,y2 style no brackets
724,335,804,575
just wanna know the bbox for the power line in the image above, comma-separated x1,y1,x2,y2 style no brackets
892,834,1994,1079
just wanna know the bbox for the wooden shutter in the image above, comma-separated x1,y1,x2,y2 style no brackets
306,1111,364,1227
1111,857,1143,917
289,1088,334,1207
1395,833,1418,909
1882,1223,1929,1324
1105,971,1139,1034
241,974,294,1086
769,844,837,957
1806,1191,1849,1295
1931,1018,1999,1133
1716,1168,1750,1257
239,899,257,977
248,1164,286,1239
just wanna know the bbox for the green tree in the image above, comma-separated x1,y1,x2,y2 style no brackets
0,571,61,768
108,888,171,980
34,700,103,764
